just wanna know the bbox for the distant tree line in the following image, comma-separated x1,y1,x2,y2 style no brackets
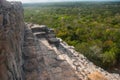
24,2,120,70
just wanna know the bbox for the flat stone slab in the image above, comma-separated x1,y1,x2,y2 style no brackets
46,33,56,38
47,38,60,44
31,25,48,33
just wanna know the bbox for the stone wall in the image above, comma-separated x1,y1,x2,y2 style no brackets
28,23,120,80
0,0,25,80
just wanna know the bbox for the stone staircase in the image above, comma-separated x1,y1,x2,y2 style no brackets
24,23,120,80
23,24,81,80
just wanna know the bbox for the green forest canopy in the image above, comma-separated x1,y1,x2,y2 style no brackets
24,2,120,71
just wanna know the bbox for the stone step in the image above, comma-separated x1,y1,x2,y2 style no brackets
25,23,120,80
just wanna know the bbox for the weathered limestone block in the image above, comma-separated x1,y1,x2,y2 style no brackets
34,32,46,38
88,71,108,80
0,0,25,80
31,25,48,33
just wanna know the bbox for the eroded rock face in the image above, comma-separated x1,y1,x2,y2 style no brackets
0,0,120,80
0,0,25,80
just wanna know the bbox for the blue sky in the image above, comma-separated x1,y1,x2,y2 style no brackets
7,0,120,3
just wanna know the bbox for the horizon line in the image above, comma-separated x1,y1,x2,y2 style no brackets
22,1,120,4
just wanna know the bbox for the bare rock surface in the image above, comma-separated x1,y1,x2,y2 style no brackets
0,0,25,80
23,25,81,80
0,0,120,80
26,23,120,80
88,71,108,80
